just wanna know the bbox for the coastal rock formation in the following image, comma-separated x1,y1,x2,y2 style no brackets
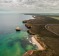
24,16,59,37
27,29,35,35
29,24,59,37
23,16,59,56
23,20,28,23
23,49,55,56
16,27,21,31
23,50,34,56
25,23,32,29
23,35,56,56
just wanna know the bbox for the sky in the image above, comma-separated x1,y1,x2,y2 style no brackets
0,0,59,13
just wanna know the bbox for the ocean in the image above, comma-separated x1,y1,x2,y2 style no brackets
0,13,35,56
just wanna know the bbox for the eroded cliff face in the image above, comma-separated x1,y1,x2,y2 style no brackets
23,16,59,56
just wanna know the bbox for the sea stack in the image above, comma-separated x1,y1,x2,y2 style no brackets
16,27,21,31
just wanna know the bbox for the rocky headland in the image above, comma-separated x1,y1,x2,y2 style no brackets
23,16,59,56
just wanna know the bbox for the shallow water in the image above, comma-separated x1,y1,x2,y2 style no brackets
0,13,35,56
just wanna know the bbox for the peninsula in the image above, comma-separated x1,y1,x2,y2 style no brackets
23,16,59,56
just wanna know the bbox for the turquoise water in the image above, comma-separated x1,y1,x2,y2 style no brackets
0,13,35,56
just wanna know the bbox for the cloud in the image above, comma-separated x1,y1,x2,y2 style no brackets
0,0,59,10
16,0,59,9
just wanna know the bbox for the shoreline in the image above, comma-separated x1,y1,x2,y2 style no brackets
23,16,59,56
31,35,46,51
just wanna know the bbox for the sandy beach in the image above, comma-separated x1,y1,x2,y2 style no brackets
31,35,46,51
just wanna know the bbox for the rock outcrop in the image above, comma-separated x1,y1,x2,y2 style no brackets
22,20,28,23
25,23,32,29
16,27,21,31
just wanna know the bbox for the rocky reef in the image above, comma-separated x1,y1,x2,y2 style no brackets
23,16,59,56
